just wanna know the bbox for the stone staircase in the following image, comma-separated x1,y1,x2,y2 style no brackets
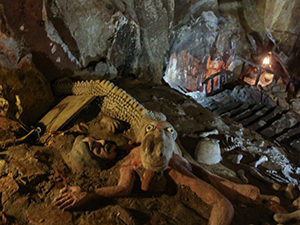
192,84,300,153
208,99,300,150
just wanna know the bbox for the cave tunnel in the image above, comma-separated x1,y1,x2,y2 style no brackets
1,0,300,225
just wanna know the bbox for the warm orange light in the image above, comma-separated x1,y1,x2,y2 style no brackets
262,56,270,65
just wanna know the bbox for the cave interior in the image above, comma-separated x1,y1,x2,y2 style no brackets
1,0,300,225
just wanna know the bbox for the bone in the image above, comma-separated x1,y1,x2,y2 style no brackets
273,210,300,223
253,155,268,168
237,169,248,184
272,183,282,191
259,194,280,204
249,166,274,184
285,183,295,200
293,196,300,209
199,129,219,137
230,154,243,164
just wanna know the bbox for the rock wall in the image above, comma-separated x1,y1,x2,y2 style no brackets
1,0,300,124
240,0,300,78
1,0,300,82
43,0,174,83
259,0,300,50
0,4,55,125
0,0,174,83
165,0,300,92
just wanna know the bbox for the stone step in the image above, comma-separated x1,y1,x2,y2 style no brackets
248,107,284,131
210,99,234,112
214,101,241,115
276,124,300,142
231,104,264,121
260,111,300,138
202,87,300,152
227,103,253,118
206,101,221,111
240,106,273,127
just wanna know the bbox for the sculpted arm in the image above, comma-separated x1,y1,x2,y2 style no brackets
54,165,136,210
94,166,136,197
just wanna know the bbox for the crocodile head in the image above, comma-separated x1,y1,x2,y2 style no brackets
140,121,177,172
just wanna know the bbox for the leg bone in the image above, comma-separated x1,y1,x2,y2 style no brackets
274,210,300,223
293,196,300,209
285,183,295,200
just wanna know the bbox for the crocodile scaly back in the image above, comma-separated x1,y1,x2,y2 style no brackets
54,79,151,138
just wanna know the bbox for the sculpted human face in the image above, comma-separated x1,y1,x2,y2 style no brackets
140,121,177,172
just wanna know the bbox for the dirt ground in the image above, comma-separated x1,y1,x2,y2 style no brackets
0,80,300,225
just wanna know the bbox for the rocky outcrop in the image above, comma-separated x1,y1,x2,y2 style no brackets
164,9,249,91
1,0,300,123
2,0,300,83
243,0,300,78
0,0,174,83
0,55,55,125
256,0,300,51
44,0,174,83
0,5,55,125
164,0,300,92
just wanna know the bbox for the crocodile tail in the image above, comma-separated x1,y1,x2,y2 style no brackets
53,79,147,126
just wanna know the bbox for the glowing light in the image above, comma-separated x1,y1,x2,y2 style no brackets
262,56,270,65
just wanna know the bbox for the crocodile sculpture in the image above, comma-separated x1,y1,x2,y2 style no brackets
54,79,275,225
54,79,179,171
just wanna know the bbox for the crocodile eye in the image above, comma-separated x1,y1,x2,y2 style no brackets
166,127,174,133
145,124,155,133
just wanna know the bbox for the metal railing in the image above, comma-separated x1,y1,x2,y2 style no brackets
200,55,288,96
201,70,234,95
236,56,282,86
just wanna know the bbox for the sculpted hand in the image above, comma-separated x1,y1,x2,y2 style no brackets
54,186,88,210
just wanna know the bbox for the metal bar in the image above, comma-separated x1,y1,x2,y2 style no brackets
210,79,214,93
236,56,281,78
223,73,227,84
255,68,261,86
217,75,221,89
202,72,221,84
203,83,207,95
241,62,248,81
201,70,230,84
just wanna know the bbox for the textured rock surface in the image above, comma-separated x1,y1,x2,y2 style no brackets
1,0,300,83
1,0,300,122
234,0,300,52
244,0,300,78
45,0,174,83
0,56,55,124
173,0,218,26
0,11,55,124
0,0,78,80
164,9,249,91
258,0,300,49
